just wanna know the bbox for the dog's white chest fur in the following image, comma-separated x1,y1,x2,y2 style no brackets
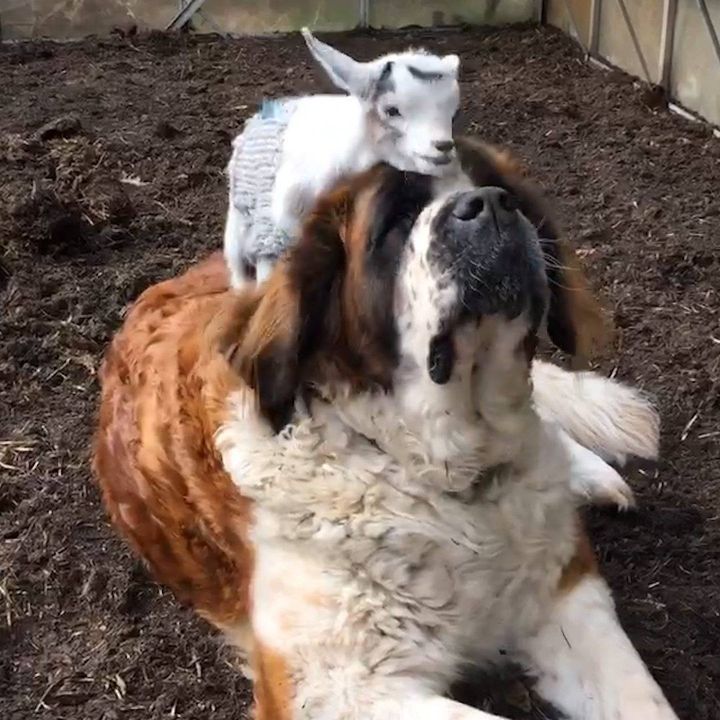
218,389,578,706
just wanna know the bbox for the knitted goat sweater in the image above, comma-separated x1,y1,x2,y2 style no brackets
227,98,299,266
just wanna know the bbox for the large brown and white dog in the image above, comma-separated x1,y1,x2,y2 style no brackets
94,140,675,720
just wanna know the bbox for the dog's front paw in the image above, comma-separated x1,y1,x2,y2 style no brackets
564,430,637,510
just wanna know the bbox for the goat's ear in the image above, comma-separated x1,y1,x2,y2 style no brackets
230,192,346,432
543,238,611,362
302,27,369,96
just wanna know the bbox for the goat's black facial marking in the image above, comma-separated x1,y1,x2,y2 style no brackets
408,65,446,82
373,61,395,98
428,333,455,384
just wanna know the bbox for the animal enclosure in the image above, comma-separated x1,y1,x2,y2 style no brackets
0,9,719,720
2,1,719,127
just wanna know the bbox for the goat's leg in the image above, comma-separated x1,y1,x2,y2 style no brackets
255,256,276,284
223,202,254,289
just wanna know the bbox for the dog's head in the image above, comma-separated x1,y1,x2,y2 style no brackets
230,139,606,437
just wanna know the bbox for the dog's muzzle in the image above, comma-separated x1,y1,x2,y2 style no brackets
434,186,547,328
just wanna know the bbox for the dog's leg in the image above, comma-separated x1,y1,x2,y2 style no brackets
561,430,635,509
253,653,517,720
518,573,678,719
298,680,515,720
531,360,660,466
373,694,511,720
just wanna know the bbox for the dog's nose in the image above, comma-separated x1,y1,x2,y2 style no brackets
434,139,454,153
451,187,519,222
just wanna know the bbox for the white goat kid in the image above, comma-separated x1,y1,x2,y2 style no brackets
224,29,461,288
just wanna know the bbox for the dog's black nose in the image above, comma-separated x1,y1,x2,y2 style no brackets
452,187,519,222
434,139,455,153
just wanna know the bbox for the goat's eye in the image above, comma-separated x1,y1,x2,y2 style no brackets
385,106,402,118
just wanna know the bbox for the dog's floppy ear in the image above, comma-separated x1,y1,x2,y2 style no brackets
541,237,611,362
455,136,611,362
228,192,347,433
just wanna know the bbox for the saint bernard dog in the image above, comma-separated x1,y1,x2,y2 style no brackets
93,138,676,720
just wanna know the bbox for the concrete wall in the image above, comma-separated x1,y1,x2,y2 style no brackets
546,0,720,127
0,0,537,40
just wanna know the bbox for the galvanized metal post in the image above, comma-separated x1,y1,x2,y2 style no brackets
616,0,652,83
589,0,602,54
658,0,678,89
167,0,207,31
359,0,370,28
696,0,720,73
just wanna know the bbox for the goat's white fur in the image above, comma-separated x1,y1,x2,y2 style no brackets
214,190,675,718
224,29,460,288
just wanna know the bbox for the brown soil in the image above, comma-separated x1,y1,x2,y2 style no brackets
1,24,718,720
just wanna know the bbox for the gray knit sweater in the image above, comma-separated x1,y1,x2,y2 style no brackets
227,98,299,267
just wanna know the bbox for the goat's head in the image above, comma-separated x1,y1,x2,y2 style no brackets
302,28,460,177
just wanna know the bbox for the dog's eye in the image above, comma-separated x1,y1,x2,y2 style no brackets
385,106,402,118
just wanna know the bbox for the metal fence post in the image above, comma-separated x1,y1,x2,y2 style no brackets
167,0,207,31
658,0,678,89
359,0,370,28
589,0,602,54
615,0,652,83
696,0,720,73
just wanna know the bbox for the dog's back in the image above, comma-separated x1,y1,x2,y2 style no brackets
93,252,255,629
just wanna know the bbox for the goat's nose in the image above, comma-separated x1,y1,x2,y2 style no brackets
451,187,519,222
434,139,454,153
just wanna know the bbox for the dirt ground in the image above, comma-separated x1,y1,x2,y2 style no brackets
1,23,718,720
